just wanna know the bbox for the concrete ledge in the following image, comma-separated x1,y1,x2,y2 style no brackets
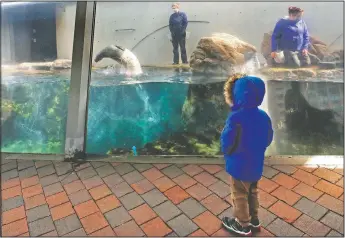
1,153,343,166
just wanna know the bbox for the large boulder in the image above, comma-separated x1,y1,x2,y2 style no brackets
189,33,258,75
261,32,343,66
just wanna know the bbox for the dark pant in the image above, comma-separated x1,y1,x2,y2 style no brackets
172,34,187,64
283,50,311,68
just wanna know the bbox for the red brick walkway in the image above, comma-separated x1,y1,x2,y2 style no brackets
1,159,344,237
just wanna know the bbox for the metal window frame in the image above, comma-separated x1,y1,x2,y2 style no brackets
64,1,96,160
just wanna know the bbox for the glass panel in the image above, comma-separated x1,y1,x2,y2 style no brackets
1,2,76,153
86,2,343,156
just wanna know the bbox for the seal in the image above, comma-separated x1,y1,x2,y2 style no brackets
94,45,143,76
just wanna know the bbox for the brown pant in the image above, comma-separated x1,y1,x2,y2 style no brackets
229,176,260,227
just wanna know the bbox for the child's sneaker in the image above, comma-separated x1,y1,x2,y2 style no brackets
249,217,261,232
222,217,252,236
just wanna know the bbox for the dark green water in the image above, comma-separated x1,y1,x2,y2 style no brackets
1,69,344,156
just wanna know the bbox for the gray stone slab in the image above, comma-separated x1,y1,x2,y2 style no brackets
177,198,206,219
114,163,135,175
1,169,18,182
122,170,145,184
91,161,108,169
119,192,144,210
294,198,328,220
96,165,116,178
327,230,342,237
76,166,97,180
263,165,280,178
18,161,35,171
167,214,198,236
321,212,344,234
105,206,132,228
54,162,73,176
208,180,230,198
82,176,104,190
43,182,64,196
218,207,234,220
293,214,331,237
28,216,55,236
103,173,124,188
35,160,52,169
54,214,82,236
154,200,182,222
2,196,24,212
1,161,17,173
69,189,92,206
266,218,304,236
167,232,179,236
40,174,59,187
133,163,153,172
59,173,79,185
19,166,37,179
214,170,230,184
37,165,56,178
64,228,87,236
141,188,168,207
162,165,185,179
258,207,277,227
27,205,51,222
110,181,133,198
42,230,58,236
73,162,91,172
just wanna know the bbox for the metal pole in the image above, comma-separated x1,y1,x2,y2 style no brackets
64,1,96,160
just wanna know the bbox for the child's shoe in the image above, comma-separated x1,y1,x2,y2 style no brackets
249,217,261,232
222,217,252,236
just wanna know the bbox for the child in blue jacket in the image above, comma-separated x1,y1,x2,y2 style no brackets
221,74,273,236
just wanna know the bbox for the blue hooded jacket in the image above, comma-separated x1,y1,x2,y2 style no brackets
220,76,274,182
271,17,310,52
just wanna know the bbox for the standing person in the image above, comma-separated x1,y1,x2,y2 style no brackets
220,74,274,236
271,7,311,68
169,2,188,65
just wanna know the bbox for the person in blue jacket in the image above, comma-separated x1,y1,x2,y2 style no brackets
271,7,311,67
169,3,188,65
220,74,273,236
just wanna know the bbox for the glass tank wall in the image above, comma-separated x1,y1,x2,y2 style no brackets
1,2,344,157
1,2,76,153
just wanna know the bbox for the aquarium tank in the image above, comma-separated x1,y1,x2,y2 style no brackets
1,2,344,158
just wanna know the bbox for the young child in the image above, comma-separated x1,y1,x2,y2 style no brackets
221,73,274,236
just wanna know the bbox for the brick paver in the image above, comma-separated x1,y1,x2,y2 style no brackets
1,158,343,237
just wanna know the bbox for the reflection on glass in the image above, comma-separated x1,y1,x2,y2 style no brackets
1,2,76,153
86,2,343,156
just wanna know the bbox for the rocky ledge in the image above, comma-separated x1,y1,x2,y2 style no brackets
259,67,344,81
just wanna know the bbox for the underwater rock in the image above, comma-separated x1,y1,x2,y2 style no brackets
261,32,344,67
181,80,229,141
189,33,258,75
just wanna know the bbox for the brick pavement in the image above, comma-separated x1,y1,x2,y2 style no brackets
1,159,344,237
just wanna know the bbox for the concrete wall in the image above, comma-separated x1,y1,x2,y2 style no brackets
57,2,343,66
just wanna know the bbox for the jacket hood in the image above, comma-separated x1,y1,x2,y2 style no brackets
231,76,266,111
